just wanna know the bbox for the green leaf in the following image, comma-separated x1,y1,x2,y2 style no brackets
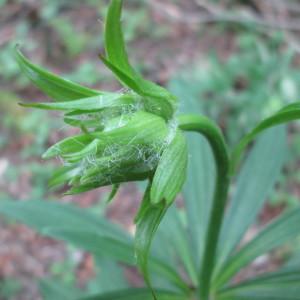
0,200,186,292
231,266,300,286
218,284,300,300
184,132,215,267
106,184,120,203
134,182,152,224
152,205,198,287
214,207,300,289
99,55,143,93
102,1,177,120
150,130,188,204
45,228,136,265
105,0,135,77
20,93,137,112
231,102,300,172
0,200,129,242
104,0,176,101
215,126,287,276
77,288,186,300
46,227,189,293
135,187,169,299
42,133,97,159
15,48,101,101
63,115,103,129
218,267,300,300
64,183,104,195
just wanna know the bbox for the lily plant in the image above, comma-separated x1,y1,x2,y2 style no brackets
3,0,300,299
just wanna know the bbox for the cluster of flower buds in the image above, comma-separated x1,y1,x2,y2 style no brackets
17,0,188,207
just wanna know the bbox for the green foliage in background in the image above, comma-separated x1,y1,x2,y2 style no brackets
180,33,299,146
1,1,300,300
173,32,300,207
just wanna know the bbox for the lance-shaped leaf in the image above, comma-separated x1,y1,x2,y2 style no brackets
64,115,103,129
0,200,186,291
134,184,169,299
63,107,124,130
217,267,300,300
0,200,129,242
42,133,99,159
105,0,135,77
231,101,300,172
215,126,287,276
15,48,101,101
77,288,186,300
103,0,177,120
214,207,300,289
151,130,188,205
99,55,142,93
19,93,137,112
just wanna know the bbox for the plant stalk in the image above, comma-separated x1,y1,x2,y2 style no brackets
178,114,230,300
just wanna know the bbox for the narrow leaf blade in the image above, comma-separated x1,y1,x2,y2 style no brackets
0,200,129,241
0,200,185,292
215,126,287,275
105,0,135,77
20,93,135,112
218,267,300,300
77,288,186,300
15,48,101,101
215,207,300,288
134,186,168,298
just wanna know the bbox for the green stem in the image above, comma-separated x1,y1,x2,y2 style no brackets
178,114,230,300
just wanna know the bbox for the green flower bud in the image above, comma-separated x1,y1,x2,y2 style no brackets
15,0,187,205
43,110,183,195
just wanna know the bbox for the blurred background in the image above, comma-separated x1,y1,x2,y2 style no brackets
1,0,300,299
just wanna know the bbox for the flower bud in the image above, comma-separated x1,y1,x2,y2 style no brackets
45,111,177,194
